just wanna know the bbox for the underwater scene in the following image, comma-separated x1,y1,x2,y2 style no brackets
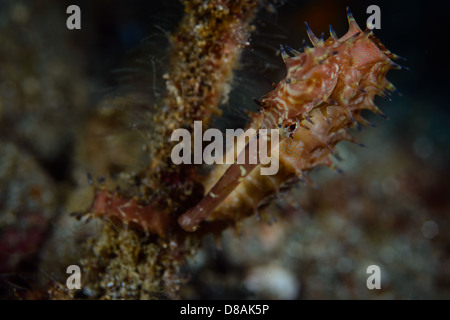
0,0,449,300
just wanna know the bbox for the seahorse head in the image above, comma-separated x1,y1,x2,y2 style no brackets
256,8,400,138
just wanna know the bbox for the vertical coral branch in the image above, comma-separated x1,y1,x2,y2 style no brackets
82,0,261,236
143,0,260,205
53,0,262,299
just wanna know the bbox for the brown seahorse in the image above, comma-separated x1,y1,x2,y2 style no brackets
178,8,403,232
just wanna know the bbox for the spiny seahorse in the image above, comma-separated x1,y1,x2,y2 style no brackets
178,8,404,232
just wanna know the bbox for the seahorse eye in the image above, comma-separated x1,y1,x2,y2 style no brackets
280,119,299,138
289,123,297,131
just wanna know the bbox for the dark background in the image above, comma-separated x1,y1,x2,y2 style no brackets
0,0,449,299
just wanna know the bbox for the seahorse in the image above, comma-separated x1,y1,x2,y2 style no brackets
178,8,403,232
